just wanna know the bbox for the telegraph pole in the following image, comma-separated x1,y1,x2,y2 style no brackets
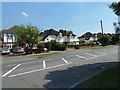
100,20,104,36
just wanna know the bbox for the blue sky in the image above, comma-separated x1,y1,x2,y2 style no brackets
2,2,118,36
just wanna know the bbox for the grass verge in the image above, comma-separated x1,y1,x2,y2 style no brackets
86,45,114,50
82,63,120,88
31,52,61,57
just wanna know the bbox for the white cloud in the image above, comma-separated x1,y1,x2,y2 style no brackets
21,11,29,17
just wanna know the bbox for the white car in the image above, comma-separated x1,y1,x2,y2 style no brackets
0,48,10,55
12,47,24,53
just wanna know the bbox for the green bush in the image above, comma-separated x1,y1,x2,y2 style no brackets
44,42,51,51
49,40,66,51
37,43,45,49
57,44,66,51
98,36,110,46
111,35,119,45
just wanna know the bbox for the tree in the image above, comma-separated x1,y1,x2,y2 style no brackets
111,35,119,45
113,22,120,34
67,30,73,34
109,2,120,16
15,24,41,49
98,36,110,46
109,2,120,35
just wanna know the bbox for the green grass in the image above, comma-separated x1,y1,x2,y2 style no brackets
31,52,61,56
82,63,120,88
66,46,75,49
86,45,114,50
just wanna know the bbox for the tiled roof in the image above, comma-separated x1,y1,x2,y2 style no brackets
40,29,76,41
40,29,58,41
78,32,114,40
1,25,19,33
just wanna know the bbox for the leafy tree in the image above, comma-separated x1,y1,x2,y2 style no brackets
109,2,120,16
15,24,41,48
113,22,120,34
111,35,119,45
67,30,73,34
98,36,110,46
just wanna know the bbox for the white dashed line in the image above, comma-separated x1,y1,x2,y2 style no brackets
2,64,21,78
61,58,68,63
4,59,51,67
9,62,72,78
76,55,85,59
43,60,46,68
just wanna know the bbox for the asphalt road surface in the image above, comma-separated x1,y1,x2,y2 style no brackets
1,46,119,88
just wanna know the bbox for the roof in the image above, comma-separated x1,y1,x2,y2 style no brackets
78,32,94,40
78,32,114,40
59,30,76,36
40,29,76,41
40,29,58,41
0,25,19,33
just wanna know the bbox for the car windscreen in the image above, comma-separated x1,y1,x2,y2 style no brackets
2,48,8,51
17,47,23,50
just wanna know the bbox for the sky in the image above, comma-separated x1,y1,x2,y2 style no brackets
2,2,118,36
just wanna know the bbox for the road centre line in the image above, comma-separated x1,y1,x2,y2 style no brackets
76,55,85,59
61,58,68,63
4,59,51,67
9,62,72,78
2,64,21,78
43,60,46,68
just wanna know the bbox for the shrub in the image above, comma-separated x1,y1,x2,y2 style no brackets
98,36,110,46
57,44,66,51
111,35,119,45
49,40,66,51
37,43,45,49
44,42,51,51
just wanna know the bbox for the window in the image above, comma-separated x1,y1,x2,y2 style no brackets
7,33,13,38
73,36,75,38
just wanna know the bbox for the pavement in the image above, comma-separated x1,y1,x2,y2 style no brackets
1,45,119,88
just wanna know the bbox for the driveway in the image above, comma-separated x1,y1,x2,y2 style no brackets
1,46,119,88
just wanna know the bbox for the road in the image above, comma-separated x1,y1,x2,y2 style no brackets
1,46,119,88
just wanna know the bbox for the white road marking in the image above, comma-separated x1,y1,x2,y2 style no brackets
2,64,21,78
76,55,85,59
4,59,51,67
61,58,68,63
85,53,96,57
9,62,72,77
43,60,46,68
86,53,107,60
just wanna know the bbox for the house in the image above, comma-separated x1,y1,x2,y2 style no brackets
40,29,79,45
78,32,114,43
0,26,19,49
78,32,97,43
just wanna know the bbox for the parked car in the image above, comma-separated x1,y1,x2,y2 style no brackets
12,47,24,53
25,47,48,54
0,48,10,55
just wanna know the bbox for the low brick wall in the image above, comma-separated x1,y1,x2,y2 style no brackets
78,44,100,49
